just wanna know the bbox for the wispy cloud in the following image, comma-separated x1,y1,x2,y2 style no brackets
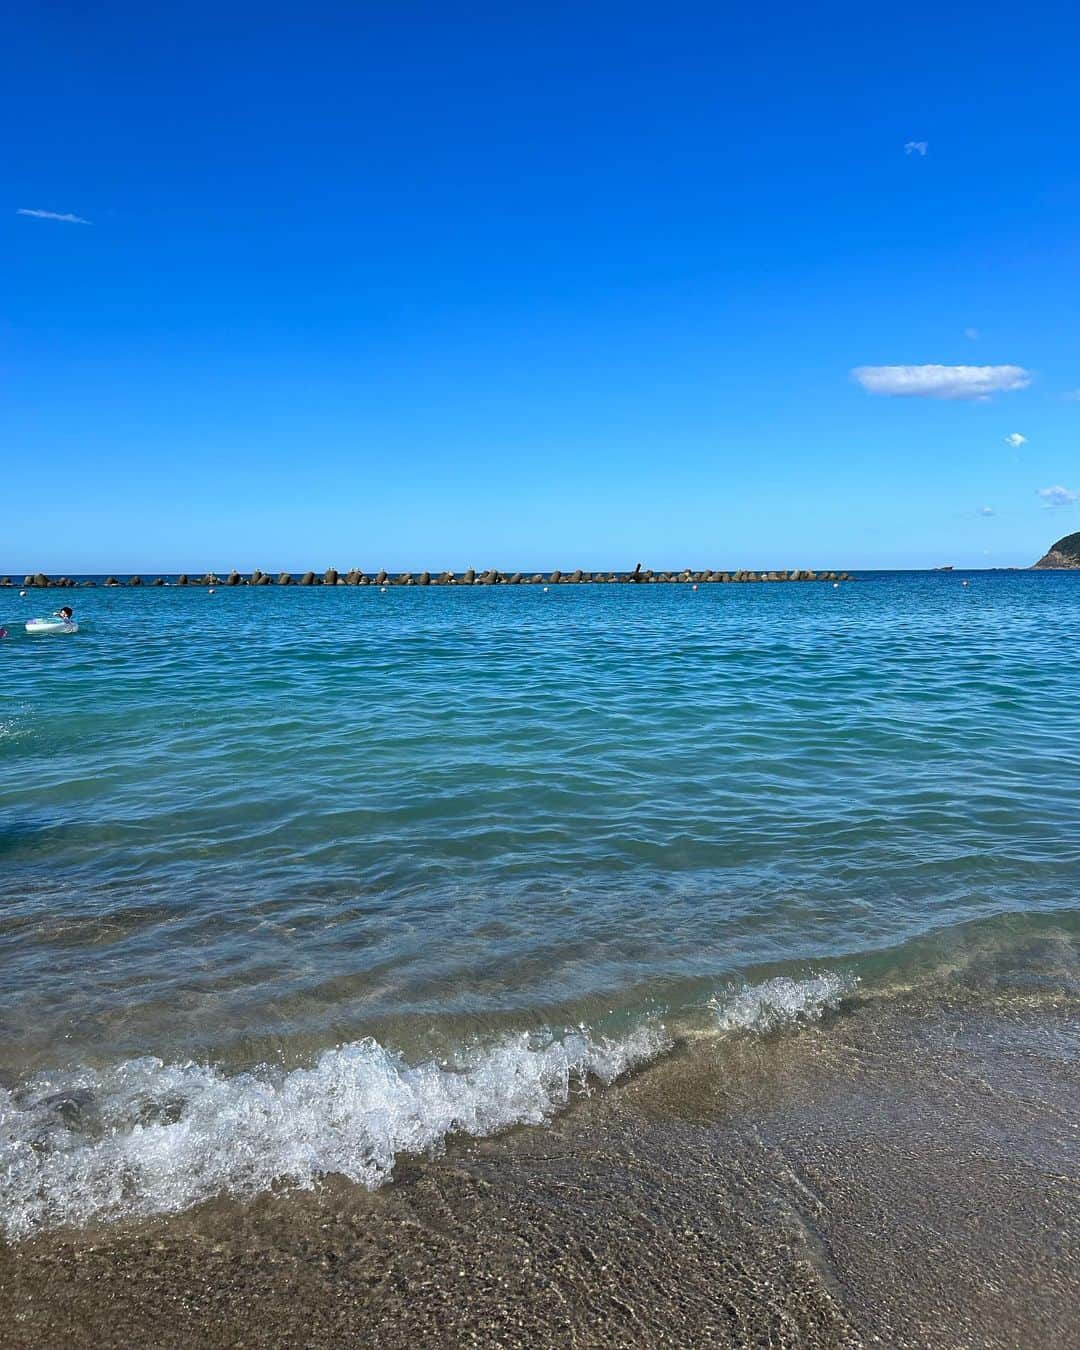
1004,432,1027,448
1036,485,1078,508
17,208,92,225
964,327,980,341
1063,389,1080,402
851,364,1031,400
978,506,995,516
904,141,928,157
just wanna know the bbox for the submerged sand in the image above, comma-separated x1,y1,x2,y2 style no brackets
1,981,1077,1349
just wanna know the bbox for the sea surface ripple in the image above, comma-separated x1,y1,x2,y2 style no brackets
3,572,1078,1069
2,571,1079,1232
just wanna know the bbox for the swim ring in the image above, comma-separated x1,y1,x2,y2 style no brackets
25,618,79,635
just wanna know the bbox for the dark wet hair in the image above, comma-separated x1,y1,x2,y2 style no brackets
58,606,73,619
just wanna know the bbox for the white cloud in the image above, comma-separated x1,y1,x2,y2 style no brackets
1036,485,1078,508
17,208,92,224
851,364,1031,400
1003,432,1027,448
978,506,995,516
1063,389,1080,402
905,141,928,156
964,327,980,340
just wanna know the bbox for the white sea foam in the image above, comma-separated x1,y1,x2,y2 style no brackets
0,1023,668,1239
709,971,856,1033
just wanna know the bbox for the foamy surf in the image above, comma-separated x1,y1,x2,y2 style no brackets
2,974,857,1238
709,971,857,1033
0,1023,669,1239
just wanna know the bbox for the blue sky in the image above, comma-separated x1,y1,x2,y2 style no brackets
4,1,1079,572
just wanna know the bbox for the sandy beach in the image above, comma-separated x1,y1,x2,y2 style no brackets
4,966,1076,1349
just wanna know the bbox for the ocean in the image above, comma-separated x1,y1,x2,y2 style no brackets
1,571,1078,1289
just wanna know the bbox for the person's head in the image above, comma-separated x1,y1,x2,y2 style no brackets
58,606,73,619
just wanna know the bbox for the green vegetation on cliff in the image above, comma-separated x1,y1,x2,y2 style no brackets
1032,531,1080,568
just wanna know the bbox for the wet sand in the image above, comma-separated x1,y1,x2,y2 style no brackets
2,985,1077,1349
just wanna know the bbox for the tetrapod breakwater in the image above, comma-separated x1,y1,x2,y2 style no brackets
4,565,854,589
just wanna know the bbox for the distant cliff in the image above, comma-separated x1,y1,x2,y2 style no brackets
1032,531,1080,568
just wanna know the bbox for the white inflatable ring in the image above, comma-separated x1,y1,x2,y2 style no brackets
25,618,79,635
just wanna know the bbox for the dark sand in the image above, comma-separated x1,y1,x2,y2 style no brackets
2,984,1077,1349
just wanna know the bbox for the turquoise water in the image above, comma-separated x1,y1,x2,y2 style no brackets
2,572,1078,1233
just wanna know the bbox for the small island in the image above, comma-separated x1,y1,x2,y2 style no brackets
1032,531,1080,568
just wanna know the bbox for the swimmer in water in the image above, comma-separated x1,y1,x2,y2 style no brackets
55,606,74,622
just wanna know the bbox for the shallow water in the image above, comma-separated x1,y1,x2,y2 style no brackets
2,572,1078,1233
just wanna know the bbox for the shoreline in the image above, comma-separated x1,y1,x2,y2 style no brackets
5,568,1077,1346
2,977,1075,1348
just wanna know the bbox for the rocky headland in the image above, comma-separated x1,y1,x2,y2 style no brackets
1031,531,1080,569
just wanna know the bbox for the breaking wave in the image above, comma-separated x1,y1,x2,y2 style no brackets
1,973,860,1239
709,971,857,1033
0,1023,668,1239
